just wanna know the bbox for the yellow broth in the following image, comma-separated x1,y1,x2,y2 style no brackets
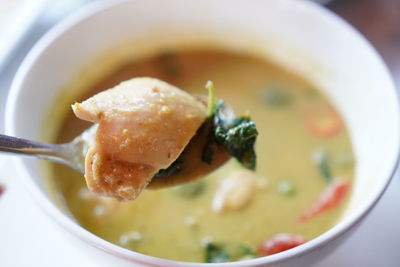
48,49,354,262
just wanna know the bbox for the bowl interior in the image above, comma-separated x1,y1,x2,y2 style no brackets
6,0,399,265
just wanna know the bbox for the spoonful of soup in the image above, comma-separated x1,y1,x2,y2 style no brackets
0,77,258,201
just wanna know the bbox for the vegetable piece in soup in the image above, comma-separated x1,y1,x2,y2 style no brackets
72,77,207,201
257,234,306,256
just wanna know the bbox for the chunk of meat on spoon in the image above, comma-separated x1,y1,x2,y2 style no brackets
72,77,207,201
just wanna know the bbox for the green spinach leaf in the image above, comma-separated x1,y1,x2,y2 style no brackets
204,242,230,263
212,101,258,170
312,149,333,182
262,88,292,107
201,82,258,170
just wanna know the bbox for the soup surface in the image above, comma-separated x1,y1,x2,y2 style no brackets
48,49,354,262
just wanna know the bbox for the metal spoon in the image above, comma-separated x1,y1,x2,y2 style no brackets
0,133,86,172
0,126,96,173
0,124,230,187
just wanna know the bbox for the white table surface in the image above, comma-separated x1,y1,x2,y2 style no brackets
1,1,400,266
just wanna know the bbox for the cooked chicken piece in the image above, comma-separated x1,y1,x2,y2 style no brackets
212,169,267,213
72,77,207,201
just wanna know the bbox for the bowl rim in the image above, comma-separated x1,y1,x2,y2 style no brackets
5,0,400,266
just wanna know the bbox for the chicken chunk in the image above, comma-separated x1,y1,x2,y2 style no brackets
72,77,207,201
212,169,267,213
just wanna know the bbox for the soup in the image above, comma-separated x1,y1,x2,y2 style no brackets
48,49,354,262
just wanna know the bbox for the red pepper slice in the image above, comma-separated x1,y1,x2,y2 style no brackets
299,180,350,222
304,105,343,138
258,233,306,256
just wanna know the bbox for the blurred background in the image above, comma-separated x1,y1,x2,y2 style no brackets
0,0,399,266
329,0,400,87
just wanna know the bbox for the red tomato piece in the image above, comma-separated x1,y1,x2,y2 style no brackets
258,233,306,256
299,180,350,222
305,106,343,138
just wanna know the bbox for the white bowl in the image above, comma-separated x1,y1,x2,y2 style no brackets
5,0,400,266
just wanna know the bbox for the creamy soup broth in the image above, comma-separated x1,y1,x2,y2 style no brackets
48,49,354,262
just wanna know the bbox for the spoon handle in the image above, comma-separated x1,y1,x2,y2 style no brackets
0,134,58,154
0,134,78,167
